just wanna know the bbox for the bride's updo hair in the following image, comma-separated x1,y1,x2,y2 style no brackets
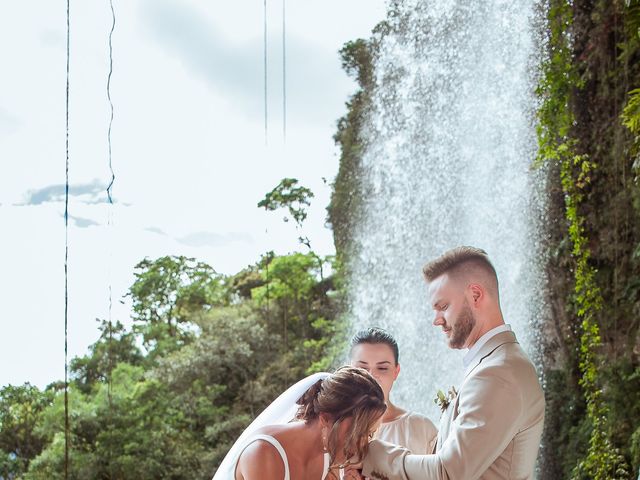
295,366,386,471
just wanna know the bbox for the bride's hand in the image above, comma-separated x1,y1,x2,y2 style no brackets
343,469,365,480
343,462,365,480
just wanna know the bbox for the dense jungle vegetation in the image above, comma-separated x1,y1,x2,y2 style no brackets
536,1,640,478
1,248,343,479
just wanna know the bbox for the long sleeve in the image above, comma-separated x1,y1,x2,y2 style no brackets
404,368,523,480
362,367,523,480
361,439,415,480
361,335,543,480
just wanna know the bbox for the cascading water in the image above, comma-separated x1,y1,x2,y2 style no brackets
348,0,546,421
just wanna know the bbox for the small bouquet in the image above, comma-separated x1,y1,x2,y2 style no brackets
434,386,458,412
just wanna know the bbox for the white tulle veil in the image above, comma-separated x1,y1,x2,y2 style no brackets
212,372,331,480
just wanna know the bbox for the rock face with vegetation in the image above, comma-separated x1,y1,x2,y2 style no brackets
536,1,640,478
328,1,640,478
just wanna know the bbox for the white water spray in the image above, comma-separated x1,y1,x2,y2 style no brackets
348,0,546,420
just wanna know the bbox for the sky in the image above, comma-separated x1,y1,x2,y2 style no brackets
0,0,387,388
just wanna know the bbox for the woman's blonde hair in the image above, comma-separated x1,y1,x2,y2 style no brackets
295,366,386,473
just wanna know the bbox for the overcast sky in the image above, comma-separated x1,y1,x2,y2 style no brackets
0,0,386,388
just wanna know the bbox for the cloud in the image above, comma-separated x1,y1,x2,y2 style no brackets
145,227,252,246
17,179,111,206
141,0,350,122
145,227,167,236
177,231,253,247
68,215,100,228
0,107,20,137
142,0,260,109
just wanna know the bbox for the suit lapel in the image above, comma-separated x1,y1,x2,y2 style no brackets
463,330,518,378
435,398,456,451
436,331,519,452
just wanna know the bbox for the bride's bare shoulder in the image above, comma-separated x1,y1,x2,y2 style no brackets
236,439,286,480
253,421,299,437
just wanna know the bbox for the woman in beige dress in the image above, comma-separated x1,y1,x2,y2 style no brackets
350,328,438,454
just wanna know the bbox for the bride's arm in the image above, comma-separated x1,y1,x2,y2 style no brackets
235,441,286,480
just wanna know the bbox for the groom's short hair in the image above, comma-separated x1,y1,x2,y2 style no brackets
422,246,499,295
350,327,400,364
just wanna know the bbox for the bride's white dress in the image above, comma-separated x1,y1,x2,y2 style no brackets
234,433,330,480
212,372,331,480
239,435,292,479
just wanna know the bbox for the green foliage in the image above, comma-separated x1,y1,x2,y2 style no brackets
622,88,640,135
339,39,375,88
536,0,640,477
559,149,627,479
152,305,275,414
4,250,342,479
535,0,579,168
252,253,319,306
600,361,640,474
250,252,340,385
623,88,640,184
0,383,53,477
129,255,226,357
540,369,590,479
328,35,378,258
27,364,210,479
632,426,640,474
257,178,314,227
70,319,142,394
304,315,349,374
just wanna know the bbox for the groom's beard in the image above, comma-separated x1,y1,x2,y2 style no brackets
449,301,476,349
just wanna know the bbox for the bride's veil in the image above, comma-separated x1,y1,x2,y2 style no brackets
212,371,330,479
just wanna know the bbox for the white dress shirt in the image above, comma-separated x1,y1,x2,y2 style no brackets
463,324,512,369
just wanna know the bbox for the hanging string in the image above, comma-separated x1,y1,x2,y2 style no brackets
265,249,270,330
263,0,268,145
104,2,117,475
64,0,71,478
282,0,286,142
106,0,116,422
106,0,116,206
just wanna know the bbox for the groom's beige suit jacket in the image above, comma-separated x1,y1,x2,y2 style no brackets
363,331,544,480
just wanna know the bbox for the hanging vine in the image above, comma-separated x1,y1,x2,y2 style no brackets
537,0,629,478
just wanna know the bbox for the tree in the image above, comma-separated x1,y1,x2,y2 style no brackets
0,383,53,478
15,250,342,479
152,305,278,471
257,178,315,227
258,179,328,279
128,256,226,357
70,319,143,394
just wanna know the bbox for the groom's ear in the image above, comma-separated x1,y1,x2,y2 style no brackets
468,283,483,305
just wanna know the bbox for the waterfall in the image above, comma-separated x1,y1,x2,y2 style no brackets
347,0,546,420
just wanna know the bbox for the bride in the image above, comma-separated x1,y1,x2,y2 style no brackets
213,366,386,480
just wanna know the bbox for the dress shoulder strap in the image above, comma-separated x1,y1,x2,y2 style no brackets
238,434,290,480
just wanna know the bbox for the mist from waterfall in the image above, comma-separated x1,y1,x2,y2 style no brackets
347,0,546,421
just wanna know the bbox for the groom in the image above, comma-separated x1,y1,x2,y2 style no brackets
360,246,545,480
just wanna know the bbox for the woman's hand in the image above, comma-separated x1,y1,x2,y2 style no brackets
343,469,365,480
343,462,365,480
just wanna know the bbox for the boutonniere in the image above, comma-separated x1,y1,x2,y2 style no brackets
434,386,458,412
